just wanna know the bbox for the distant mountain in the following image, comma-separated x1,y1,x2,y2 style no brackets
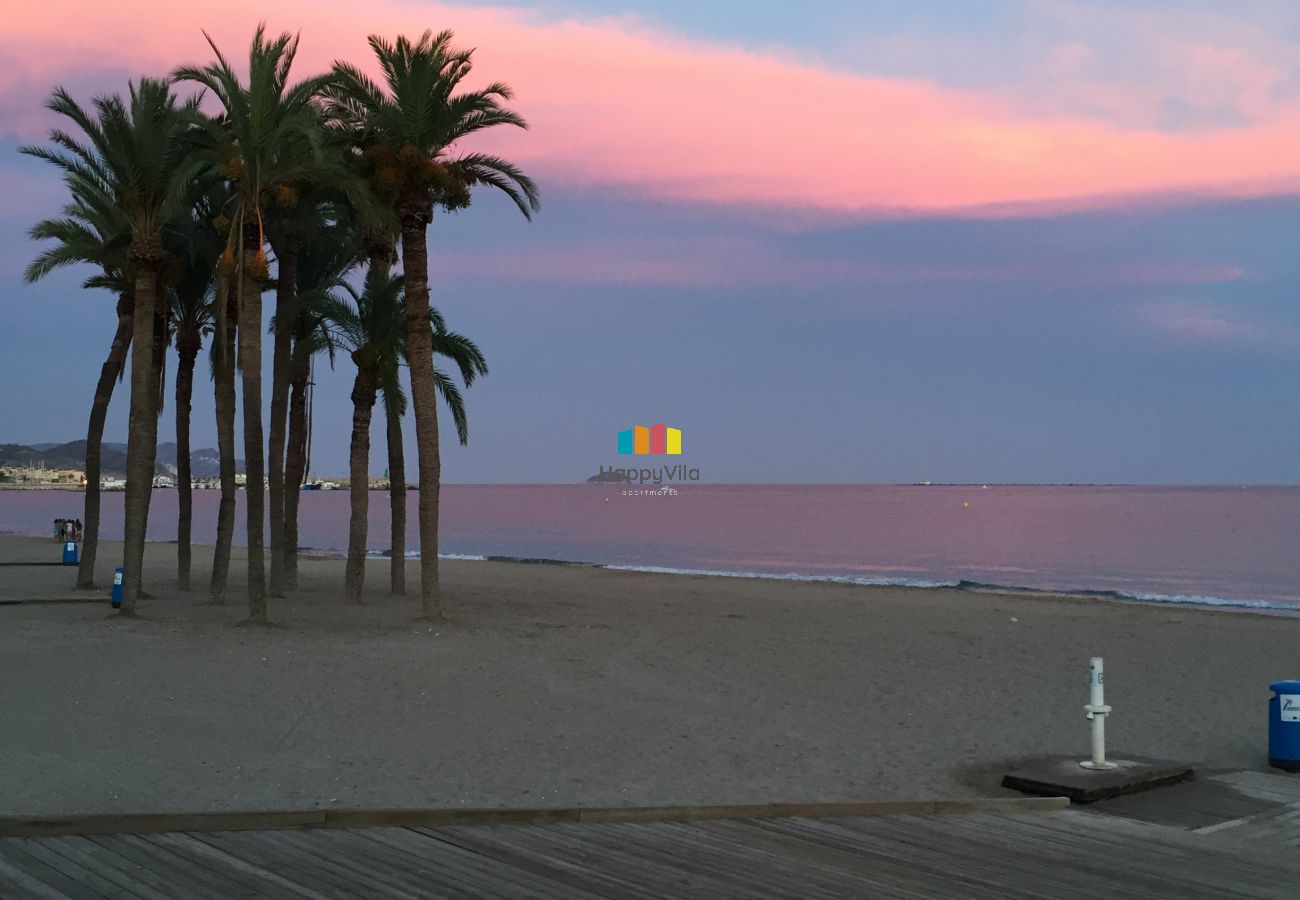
0,441,243,477
156,443,242,477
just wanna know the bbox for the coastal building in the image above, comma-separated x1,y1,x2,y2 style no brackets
0,465,86,486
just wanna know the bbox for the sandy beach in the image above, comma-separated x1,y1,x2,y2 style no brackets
1,532,1296,818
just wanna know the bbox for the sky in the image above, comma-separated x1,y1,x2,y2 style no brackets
2,0,1300,483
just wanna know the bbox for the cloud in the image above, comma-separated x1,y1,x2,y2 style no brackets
5,2,1300,216
848,1,1300,130
434,235,1246,290
1134,301,1300,346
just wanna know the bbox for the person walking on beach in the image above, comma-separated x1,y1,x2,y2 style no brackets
73,518,83,541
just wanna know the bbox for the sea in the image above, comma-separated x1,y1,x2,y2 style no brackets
3,484,1298,612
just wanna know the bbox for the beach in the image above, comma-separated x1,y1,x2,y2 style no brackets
0,532,1296,819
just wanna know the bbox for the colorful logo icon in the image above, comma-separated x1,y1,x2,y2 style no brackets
618,424,682,455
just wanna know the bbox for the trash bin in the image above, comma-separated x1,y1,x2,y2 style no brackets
62,540,78,566
1269,680,1300,772
111,567,124,609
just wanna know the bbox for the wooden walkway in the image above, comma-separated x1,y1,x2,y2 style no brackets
2,772,1298,898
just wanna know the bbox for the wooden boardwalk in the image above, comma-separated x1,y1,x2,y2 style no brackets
2,772,1298,898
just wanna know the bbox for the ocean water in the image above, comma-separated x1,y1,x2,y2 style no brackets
3,484,1298,611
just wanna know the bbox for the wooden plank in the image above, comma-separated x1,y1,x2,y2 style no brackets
42,835,200,900
685,819,953,900
593,820,854,900
1212,771,1300,805
269,827,478,898
0,840,106,899
423,825,670,900
349,826,597,900
320,828,500,900
147,832,321,900
758,815,1192,900
84,834,249,899
1090,779,1280,829
749,816,1084,900
185,830,359,899
195,829,391,898
840,812,1296,900
516,821,781,900
0,848,73,900
14,839,142,899
1195,807,1300,847
16,837,152,899
139,832,295,898
0,796,1066,838
1,811,326,839
485,823,714,900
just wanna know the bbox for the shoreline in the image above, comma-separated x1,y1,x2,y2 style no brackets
7,530,1289,621
6,526,1295,618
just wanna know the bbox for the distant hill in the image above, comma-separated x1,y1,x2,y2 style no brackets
0,441,243,477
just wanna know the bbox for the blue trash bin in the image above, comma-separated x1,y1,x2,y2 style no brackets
62,540,78,566
111,567,124,609
1269,680,1300,772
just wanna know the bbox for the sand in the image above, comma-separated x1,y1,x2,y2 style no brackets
0,533,1296,818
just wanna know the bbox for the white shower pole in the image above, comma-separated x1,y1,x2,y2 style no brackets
1080,656,1117,770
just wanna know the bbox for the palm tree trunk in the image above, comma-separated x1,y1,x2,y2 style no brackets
121,266,159,614
175,327,200,591
267,243,295,597
239,228,268,622
400,219,441,620
386,403,406,595
209,284,237,605
367,237,404,597
283,354,309,591
345,368,378,603
139,293,166,598
78,292,133,589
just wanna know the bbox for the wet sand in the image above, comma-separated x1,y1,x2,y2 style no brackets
0,533,1296,817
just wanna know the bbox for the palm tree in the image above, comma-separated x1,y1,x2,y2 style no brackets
320,268,405,602
327,30,539,619
266,186,381,594
207,265,239,605
359,225,407,594
318,269,484,601
174,26,369,621
166,207,218,591
280,214,363,590
21,179,131,590
383,384,408,594
23,80,199,613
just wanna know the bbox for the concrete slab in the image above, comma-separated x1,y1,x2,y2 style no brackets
1002,755,1194,803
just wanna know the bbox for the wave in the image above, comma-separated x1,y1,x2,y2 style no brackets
363,550,487,561
600,566,1299,613
352,552,1295,612
604,564,959,590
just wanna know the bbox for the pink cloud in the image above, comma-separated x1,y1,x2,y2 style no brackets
1135,302,1300,346
6,2,1300,215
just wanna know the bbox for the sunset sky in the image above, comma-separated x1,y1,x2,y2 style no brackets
3,0,1300,482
